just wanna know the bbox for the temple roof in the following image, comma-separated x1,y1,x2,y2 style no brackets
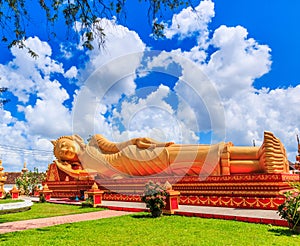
4,172,21,184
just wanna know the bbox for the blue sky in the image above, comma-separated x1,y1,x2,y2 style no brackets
0,0,300,172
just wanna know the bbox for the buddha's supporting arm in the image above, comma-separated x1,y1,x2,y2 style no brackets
54,160,90,180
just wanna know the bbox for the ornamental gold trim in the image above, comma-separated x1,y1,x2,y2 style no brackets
179,196,284,209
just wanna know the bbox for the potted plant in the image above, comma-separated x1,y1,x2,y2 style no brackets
39,193,46,203
278,182,300,233
81,197,94,208
141,180,167,217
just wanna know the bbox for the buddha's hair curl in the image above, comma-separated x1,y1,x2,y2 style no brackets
51,135,74,161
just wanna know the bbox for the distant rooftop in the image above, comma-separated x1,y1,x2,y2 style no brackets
4,172,21,184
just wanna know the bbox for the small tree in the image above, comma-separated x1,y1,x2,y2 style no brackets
15,167,46,196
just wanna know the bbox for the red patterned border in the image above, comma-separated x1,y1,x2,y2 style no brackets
102,193,285,210
179,195,285,210
103,193,142,202
96,173,299,185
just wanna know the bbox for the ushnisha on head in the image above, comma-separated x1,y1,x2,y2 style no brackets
51,135,84,162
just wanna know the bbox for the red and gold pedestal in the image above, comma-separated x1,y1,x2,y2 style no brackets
0,160,7,199
10,185,19,199
163,189,181,215
86,183,104,207
40,184,53,201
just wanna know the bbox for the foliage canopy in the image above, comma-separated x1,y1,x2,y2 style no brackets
0,0,192,57
0,87,10,107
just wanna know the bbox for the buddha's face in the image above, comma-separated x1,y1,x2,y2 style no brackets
56,138,78,161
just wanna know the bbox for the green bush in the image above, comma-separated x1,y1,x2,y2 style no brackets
39,193,46,203
141,181,167,217
278,182,300,232
81,197,94,208
4,192,12,199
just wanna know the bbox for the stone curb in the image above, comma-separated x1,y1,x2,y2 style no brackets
0,199,33,214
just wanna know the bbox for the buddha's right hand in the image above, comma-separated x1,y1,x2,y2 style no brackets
136,138,156,149
135,137,174,149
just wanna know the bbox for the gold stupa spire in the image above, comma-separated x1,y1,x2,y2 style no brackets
22,161,29,173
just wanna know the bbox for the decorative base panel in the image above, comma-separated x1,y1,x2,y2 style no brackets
99,173,298,210
45,180,95,198
45,173,299,209
102,193,285,210
179,196,285,209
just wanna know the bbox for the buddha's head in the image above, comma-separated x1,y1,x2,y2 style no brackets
51,136,78,161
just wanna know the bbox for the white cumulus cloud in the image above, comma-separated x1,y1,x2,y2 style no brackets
164,0,215,46
0,37,72,171
1,0,299,173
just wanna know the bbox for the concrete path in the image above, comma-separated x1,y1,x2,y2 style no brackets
0,210,133,234
102,200,279,218
100,200,287,226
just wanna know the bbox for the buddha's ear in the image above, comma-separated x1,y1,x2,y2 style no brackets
51,140,56,146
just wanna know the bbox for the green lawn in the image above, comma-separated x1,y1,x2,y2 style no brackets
0,212,299,246
0,202,104,223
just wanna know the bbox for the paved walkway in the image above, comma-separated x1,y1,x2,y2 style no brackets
0,210,133,234
0,199,288,234
100,200,287,226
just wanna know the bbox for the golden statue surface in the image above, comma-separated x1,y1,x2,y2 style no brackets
51,131,289,180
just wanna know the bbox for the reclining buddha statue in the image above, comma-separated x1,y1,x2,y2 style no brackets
51,131,290,180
